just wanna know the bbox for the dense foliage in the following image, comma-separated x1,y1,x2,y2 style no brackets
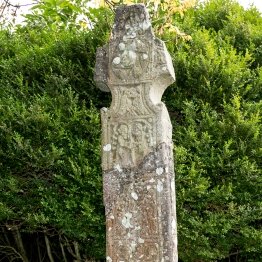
0,0,261,261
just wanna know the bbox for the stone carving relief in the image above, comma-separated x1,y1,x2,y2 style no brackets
111,178,159,240
111,40,151,81
111,119,153,167
111,8,152,82
106,172,161,261
117,86,149,116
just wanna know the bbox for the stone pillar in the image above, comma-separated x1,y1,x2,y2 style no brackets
94,4,177,262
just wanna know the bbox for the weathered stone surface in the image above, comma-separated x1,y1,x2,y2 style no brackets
95,4,177,261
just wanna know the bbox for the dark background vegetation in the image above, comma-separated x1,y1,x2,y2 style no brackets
0,0,261,261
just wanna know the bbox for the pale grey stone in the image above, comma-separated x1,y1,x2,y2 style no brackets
95,4,178,261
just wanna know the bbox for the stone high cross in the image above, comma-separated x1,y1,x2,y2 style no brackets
94,4,178,262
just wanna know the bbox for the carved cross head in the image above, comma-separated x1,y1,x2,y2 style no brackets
94,4,175,105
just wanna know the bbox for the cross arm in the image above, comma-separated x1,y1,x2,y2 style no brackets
94,44,110,92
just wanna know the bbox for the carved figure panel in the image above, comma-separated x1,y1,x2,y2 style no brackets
110,6,153,83
116,86,150,116
111,118,154,167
